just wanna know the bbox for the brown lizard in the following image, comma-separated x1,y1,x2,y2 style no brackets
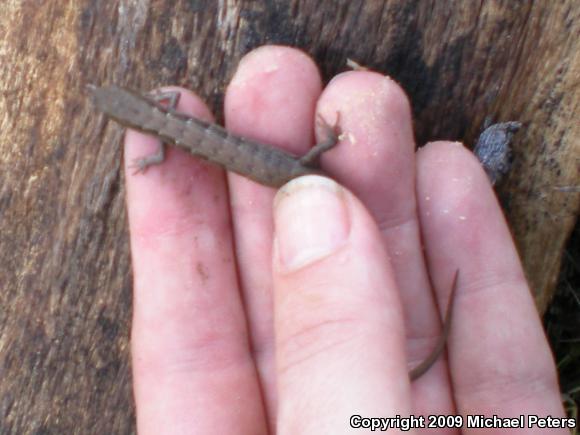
88,84,459,382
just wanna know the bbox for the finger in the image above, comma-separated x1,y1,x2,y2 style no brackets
127,88,266,434
417,141,565,420
273,175,412,431
224,45,323,420
316,73,454,412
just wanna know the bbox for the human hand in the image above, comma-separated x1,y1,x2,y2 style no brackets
125,46,566,434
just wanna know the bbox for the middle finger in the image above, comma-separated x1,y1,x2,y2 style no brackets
317,71,454,414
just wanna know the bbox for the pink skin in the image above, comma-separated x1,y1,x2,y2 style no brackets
125,46,565,434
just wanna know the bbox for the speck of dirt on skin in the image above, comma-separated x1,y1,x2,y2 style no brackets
343,132,355,144
196,261,209,283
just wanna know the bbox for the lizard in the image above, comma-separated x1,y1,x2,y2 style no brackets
89,84,509,382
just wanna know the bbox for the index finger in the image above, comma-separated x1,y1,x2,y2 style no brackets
125,88,267,434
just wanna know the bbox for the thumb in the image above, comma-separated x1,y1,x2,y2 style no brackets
272,175,412,432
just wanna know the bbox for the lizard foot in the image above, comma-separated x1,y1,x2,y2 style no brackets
299,112,342,167
129,144,166,175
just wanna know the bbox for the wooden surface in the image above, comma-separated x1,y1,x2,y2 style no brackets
0,0,577,433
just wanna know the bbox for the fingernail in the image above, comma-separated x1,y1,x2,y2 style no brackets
273,175,350,271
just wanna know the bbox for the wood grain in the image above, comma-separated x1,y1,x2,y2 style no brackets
0,0,577,432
